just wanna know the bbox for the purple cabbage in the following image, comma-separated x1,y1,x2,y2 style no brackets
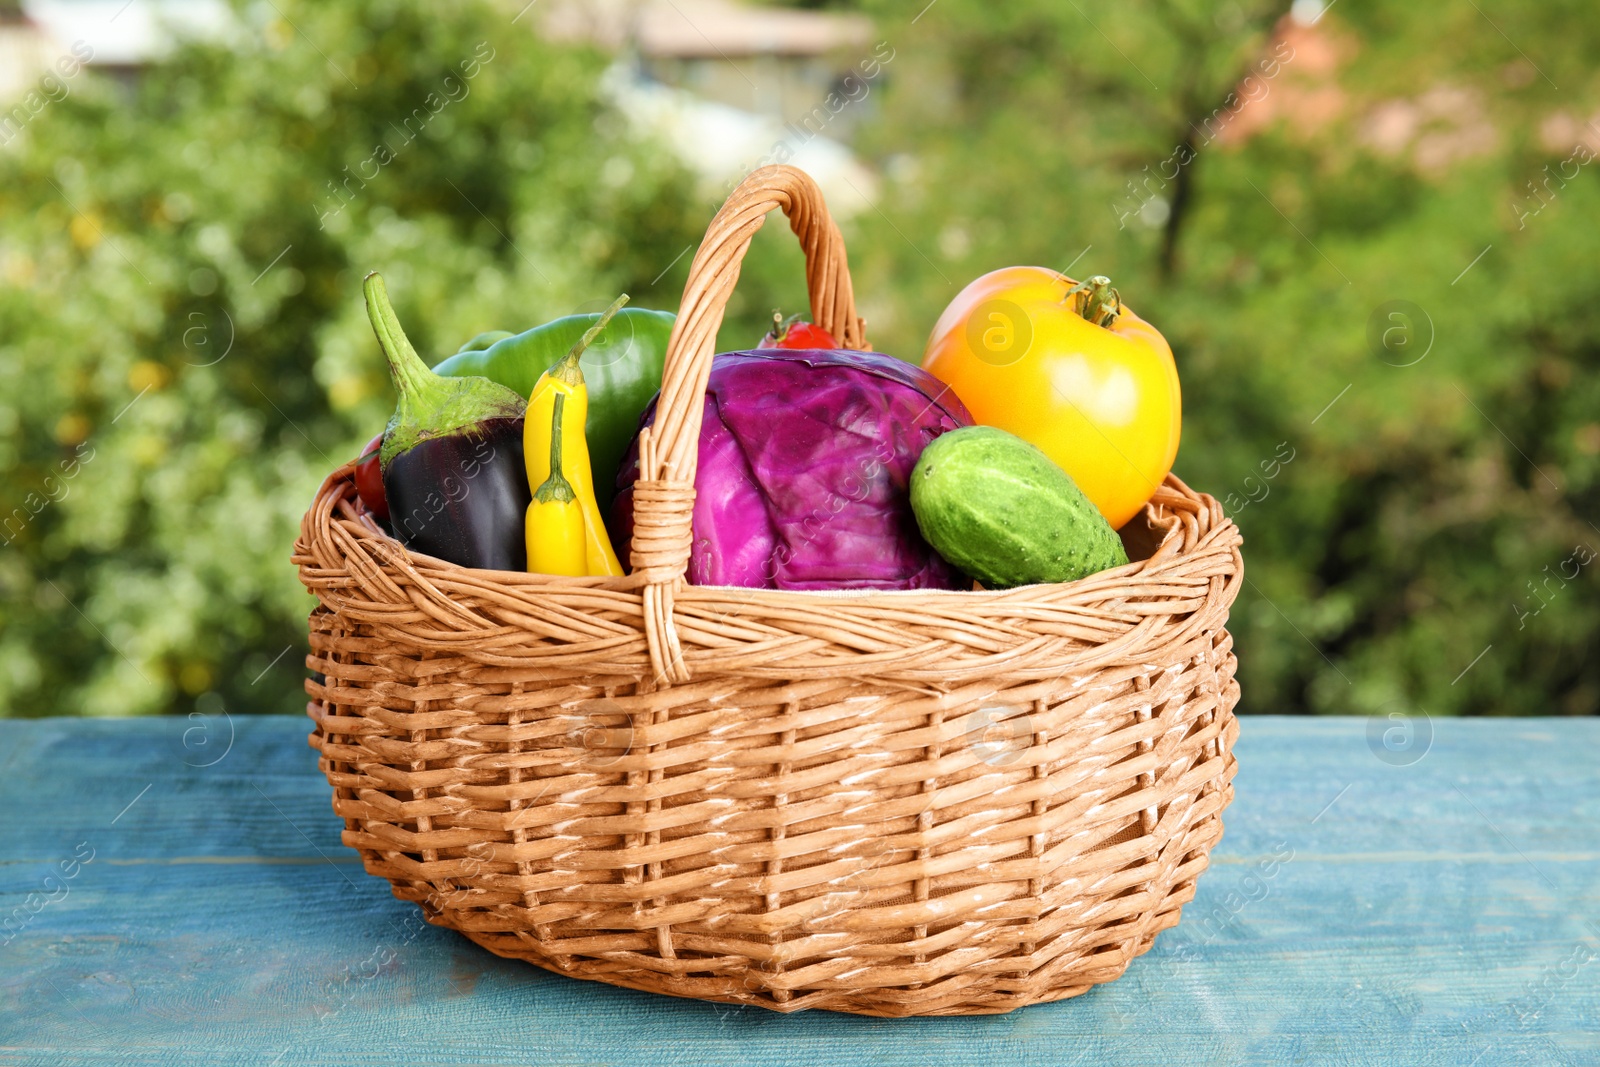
613,348,974,590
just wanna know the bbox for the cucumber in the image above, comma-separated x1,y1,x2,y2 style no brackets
910,426,1129,589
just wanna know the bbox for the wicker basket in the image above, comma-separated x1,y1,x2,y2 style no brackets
294,164,1243,1017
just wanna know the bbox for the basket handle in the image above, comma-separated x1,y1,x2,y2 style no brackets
629,165,865,684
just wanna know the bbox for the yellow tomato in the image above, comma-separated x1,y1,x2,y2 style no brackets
922,267,1181,529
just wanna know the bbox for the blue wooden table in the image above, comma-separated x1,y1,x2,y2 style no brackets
2,715,1596,1066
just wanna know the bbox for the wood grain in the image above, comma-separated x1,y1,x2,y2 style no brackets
1,715,1596,1065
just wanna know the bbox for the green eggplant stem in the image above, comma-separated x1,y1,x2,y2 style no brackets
549,293,630,385
365,272,435,400
365,270,527,470
534,393,577,504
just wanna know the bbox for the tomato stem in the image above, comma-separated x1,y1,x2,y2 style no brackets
1065,275,1121,328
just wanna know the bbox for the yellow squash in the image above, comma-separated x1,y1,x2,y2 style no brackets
525,393,588,576
524,296,627,576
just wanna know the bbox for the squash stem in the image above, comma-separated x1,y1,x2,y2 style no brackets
549,294,630,385
534,393,577,503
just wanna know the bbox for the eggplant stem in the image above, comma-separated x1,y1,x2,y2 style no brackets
534,393,577,504
550,293,630,385
366,270,527,472
364,272,435,399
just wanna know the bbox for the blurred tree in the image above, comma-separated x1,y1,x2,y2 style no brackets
4,0,1599,722
840,0,1600,716
0,0,702,717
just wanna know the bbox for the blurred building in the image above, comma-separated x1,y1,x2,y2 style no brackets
538,0,884,212
11,0,230,70
1,3,53,103
540,0,873,130
4,0,883,209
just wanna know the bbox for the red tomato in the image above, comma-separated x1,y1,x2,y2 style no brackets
354,432,390,522
758,312,839,350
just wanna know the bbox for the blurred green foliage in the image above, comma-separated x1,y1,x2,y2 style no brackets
0,0,707,718
840,0,1600,716
1,0,1597,718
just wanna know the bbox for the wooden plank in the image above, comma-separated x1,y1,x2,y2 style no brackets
1,715,1596,1066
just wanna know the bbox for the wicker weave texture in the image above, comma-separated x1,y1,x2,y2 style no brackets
293,165,1244,1017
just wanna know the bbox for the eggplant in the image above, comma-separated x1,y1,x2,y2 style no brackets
364,272,531,571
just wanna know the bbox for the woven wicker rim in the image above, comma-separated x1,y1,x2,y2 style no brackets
298,166,1242,687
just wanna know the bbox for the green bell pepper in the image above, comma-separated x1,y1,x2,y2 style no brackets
455,330,515,354
431,306,676,505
